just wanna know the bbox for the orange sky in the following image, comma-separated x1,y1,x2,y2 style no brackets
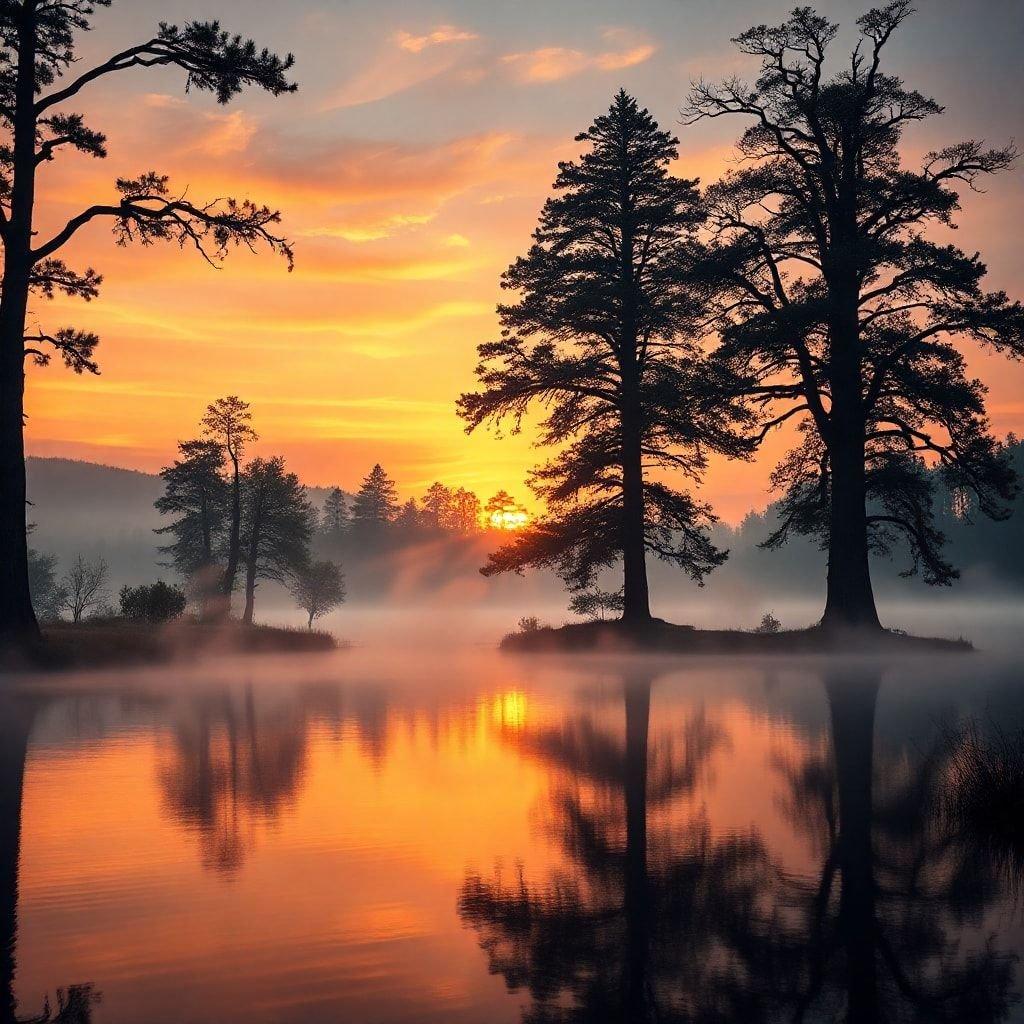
21,0,1024,523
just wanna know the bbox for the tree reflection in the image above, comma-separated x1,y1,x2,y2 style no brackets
773,668,1018,1023
460,665,1020,1023
159,680,393,872
159,686,309,872
0,695,97,1024
459,668,775,1022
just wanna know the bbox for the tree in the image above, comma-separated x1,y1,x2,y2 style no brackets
239,457,313,625
58,554,108,623
155,438,227,611
119,581,186,623
568,587,624,621
351,464,398,527
26,528,65,621
484,489,527,531
291,560,345,630
320,486,349,536
459,91,751,624
394,497,422,531
687,4,1024,630
450,487,482,533
421,481,454,530
0,8,296,644
202,396,258,608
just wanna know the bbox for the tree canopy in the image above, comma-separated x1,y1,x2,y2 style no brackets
687,2,1024,626
460,91,750,622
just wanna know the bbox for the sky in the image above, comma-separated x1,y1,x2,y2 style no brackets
22,0,1024,522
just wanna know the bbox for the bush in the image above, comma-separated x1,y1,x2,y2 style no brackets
754,611,782,634
119,582,187,624
568,588,624,621
517,616,542,634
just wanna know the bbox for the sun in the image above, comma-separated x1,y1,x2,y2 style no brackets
489,507,529,531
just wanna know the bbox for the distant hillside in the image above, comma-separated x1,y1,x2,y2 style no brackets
27,458,165,586
25,457,336,590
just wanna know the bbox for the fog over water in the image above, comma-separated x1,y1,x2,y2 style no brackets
2,609,1024,1023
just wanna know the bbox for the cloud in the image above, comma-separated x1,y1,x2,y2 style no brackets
396,25,478,53
503,28,655,83
326,23,480,108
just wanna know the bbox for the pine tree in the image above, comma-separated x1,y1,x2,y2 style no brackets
421,482,454,530
320,487,349,536
459,91,751,623
688,4,1024,629
0,5,295,643
351,464,399,526
202,396,257,609
155,439,227,610
239,457,314,625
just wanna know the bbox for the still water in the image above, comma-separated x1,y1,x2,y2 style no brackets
2,637,1023,1023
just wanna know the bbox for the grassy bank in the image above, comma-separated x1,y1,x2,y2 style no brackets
501,618,972,655
3,619,338,672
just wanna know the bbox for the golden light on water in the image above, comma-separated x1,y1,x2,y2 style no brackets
490,690,528,730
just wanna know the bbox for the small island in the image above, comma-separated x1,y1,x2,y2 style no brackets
500,617,972,656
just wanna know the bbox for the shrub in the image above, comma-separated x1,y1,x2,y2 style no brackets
754,611,782,634
568,588,624,621
517,616,542,634
119,582,187,624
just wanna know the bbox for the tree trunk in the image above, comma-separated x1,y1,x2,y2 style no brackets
220,452,242,614
307,612,314,630
0,10,41,646
623,679,651,1021
0,304,36,644
823,428,880,630
620,405,651,625
242,558,257,626
827,671,881,1024
822,250,880,632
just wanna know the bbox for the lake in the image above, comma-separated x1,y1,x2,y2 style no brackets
2,631,1023,1022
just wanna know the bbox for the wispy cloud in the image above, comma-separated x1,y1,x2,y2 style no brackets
326,23,480,108
396,25,478,53
503,28,655,83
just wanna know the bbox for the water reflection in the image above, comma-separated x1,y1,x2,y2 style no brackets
2,653,1023,1022
0,695,97,1023
460,664,1022,1023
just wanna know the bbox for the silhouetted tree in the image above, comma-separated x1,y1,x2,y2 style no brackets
351,464,398,527
155,439,227,612
687,4,1024,629
58,555,108,623
291,560,345,629
202,396,257,610
484,489,526,530
394,497,421,530
459,91,750,623
421,481,454,530
0,7,296,644
568,587,624,621
450,487,482,533
239,456,313,625
320,486,349,536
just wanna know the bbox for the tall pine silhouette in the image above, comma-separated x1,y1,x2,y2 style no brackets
460,92,750,623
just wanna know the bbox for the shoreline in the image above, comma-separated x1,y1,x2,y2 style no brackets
500,618,972,655
1,620,339,673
